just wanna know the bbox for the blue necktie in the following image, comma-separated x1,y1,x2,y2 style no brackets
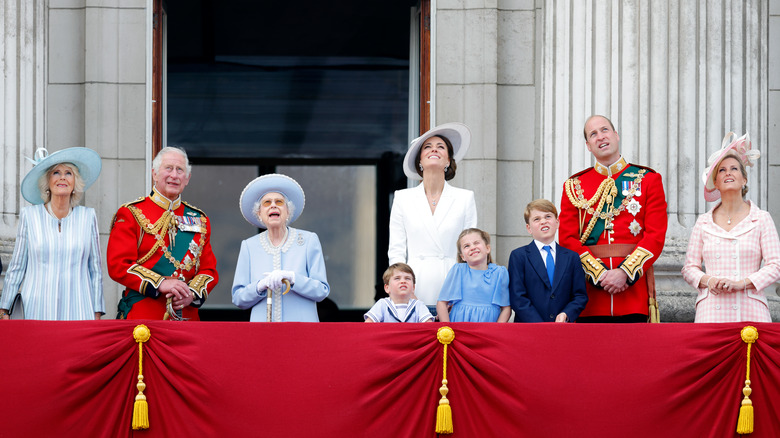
543,245,555,286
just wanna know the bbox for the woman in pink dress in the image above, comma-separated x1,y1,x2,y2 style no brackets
682,133,780,322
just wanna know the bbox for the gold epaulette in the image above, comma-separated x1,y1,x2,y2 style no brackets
182,201,208,217
619,246,654,283
188,274,214,299
628,163,658,174
110,197,146,230
580,252,607,285
122,196,146,208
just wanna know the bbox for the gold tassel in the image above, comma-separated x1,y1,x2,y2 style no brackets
132,324,151,430
736,326,758,435
435,326,455,434
648,298,660,323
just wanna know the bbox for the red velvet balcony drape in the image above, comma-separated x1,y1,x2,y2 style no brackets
1,321,778,438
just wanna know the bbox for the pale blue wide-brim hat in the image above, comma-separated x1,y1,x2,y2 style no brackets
239,173,306,229
21,147,102,205
403,122,471,180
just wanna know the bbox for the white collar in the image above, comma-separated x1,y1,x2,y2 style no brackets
534,240,556,253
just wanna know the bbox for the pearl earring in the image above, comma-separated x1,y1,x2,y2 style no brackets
419,163,424,171
444,165,449,173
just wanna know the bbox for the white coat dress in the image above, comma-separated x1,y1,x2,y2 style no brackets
388,182,477,306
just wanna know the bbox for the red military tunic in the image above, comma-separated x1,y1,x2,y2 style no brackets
107,187,218,320
559,157,668,318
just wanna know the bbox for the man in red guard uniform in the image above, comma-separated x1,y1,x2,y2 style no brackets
108,147,218,320
559,115,668,323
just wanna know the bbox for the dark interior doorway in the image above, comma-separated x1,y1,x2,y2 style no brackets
164,0,417,321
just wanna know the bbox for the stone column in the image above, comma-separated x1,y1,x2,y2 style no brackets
434,1,500,245
0,0,46,260
540,0,774,320
82,0,148,317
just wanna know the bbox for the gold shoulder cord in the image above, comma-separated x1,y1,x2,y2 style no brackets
127,205,206,272
564,169,646,244
564,177,616,244
128,206,175,264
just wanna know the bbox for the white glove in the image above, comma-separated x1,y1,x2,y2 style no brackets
267,270,285,291
278,270,296,286
256,276,271,294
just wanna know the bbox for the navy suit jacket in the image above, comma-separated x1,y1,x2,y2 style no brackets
508,242,588,322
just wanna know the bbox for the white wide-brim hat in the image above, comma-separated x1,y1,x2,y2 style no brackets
403,122,471,180
239,173,306,229
21,147,102,205
702,132,759,202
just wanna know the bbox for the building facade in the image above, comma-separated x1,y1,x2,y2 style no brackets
1,0,779,320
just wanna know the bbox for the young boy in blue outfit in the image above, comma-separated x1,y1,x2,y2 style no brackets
508,199,588,322
365,263,434,323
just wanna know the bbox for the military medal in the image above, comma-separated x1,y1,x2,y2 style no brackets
622,180,631,196
621,180,642,197
176,215,203,232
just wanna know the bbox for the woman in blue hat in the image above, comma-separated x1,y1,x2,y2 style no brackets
0,147,104,320
232,174,330,322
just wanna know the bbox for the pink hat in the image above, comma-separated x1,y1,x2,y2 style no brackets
702,132,760,202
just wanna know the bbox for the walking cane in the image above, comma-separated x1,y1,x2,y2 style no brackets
267,278,292,322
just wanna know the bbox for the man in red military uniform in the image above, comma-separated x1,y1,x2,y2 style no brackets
559,115,668,323
108,147,218,320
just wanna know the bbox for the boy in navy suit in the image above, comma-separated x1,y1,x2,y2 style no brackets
508,199,588,322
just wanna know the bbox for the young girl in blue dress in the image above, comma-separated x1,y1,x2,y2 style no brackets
436,228,511,322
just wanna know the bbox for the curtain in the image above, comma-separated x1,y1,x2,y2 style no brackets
1,321,777,437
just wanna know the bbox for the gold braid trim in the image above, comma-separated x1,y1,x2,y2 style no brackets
564,177,610,210
128,206,175,264
619,247,654,282
564,169,647,244
127,264,165,290
127,205,207,273
188,274,214,299
580,253,607,285
565,177,616,244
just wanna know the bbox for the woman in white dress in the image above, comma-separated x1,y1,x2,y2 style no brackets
388,123,478,314
0,147,104,320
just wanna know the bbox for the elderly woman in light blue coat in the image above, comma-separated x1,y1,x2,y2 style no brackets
232,174,330,322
